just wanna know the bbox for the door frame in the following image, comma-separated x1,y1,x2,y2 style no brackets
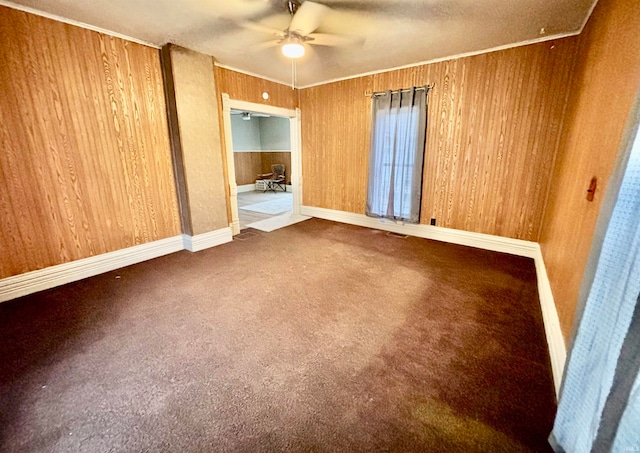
221,93,302,235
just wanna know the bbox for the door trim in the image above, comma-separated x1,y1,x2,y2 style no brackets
221,94,302,235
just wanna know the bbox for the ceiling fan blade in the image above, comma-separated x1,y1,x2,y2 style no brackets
306,33,363,47
289,1,329,36
241,20,284,36
251,39,282,50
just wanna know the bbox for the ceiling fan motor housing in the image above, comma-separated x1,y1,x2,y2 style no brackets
287,0,301,15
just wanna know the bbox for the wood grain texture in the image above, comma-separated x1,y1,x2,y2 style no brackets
540,0,640,339
213,66,297,222
0,6,180,278
214,67,298,110
234,153,263,185
260,152,292,184
300,77,372,215
234,152,292,185
300,39,579,241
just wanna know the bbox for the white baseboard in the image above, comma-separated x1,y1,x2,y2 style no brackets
533,245,567,397
300,205,565,394
237,184,256,193
183,227,233,252
300,206,539,257
0,226,235,303
0,235,184,303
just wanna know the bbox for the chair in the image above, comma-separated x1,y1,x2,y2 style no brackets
257,164,286,192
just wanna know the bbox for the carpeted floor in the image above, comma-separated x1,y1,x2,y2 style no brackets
0,219,556,452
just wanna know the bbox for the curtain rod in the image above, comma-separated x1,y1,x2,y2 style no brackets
364,83,435,97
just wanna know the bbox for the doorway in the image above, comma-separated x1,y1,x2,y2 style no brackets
221,94,307,234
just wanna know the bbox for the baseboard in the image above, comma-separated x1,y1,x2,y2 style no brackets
183,227,233,252
300,205,565,394
0,226,235,303
237,184,255,193
533,245,567,397
0,235,184,303
300,206,538,257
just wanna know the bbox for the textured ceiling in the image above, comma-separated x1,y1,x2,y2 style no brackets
3,0,596,87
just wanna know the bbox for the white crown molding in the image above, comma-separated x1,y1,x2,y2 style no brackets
298,31,581,89
300,205,566,394
214,62,293,88
579,0,600,34
0,235,184,303
0,0,160,48
183,227,233,252
1,0,595,91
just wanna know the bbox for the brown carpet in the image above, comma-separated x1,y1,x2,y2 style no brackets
0,219,556,452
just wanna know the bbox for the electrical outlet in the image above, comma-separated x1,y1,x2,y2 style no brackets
430,218,436,226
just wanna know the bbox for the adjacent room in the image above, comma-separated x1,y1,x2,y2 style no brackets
230,110,294,231
1,0,638,451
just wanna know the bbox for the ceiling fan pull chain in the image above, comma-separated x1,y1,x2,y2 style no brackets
291,58,296,90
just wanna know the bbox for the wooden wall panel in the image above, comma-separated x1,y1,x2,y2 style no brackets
261,152,292,184
234,153,263,185
0,7,180,278
234,152,293,185
299,38,579,241
214,67,297,110
540,0,640,339
300,77,372,215
213,66,297,222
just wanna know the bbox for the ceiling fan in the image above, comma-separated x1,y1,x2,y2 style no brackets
231,110,271,120
242,0,363,59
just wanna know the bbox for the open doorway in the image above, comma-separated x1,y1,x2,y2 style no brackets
230,109,292,229
221,95,307,234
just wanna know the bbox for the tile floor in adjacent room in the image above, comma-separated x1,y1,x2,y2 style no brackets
237,190,292,230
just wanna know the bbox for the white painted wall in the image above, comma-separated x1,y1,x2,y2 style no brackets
231,114,291,152
259,116,290,151
230,115,261,151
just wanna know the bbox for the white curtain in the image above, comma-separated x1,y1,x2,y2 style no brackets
366,87,428,224
551,130,640,452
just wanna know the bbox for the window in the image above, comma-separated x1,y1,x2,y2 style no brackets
366,87,429,224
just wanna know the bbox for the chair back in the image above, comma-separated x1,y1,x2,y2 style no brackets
271,164,285,178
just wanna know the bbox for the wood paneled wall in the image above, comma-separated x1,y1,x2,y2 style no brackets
213,66,297,221
261,152,292,183
235,153,263,185
234,152,292,185
0,7,180,278
540,0,640,339
214,67,298,110
300,38,579,241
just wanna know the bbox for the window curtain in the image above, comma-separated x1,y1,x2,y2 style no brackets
366,87,428,224
550,132,640,452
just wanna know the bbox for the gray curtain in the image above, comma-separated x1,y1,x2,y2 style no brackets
366,87,428,224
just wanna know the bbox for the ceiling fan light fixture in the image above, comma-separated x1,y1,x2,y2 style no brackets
282,37,305,59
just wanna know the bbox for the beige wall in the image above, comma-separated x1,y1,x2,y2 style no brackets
164,45,228,235
540,0,640,339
